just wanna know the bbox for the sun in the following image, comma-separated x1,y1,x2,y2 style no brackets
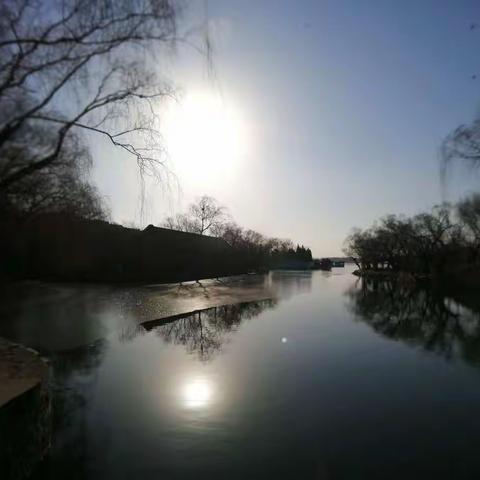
163,91,247,185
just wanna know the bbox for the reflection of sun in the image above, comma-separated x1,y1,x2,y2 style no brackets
163,91,247,184
183,378,213,409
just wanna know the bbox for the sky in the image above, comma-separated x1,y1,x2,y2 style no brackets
92,0,480,256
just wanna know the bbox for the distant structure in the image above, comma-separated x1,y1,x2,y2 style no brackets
313,258,333,270
312,258,347,270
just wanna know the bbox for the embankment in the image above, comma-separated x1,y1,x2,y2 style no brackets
0,338,51,480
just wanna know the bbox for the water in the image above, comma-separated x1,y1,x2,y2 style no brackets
2,268,480,479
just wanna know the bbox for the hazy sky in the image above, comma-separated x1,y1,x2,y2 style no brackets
92,0,480,256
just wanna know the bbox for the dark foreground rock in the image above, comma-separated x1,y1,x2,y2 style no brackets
0,338,51,480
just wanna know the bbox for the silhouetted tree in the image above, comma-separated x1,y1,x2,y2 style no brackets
344,203,468,275
163,195,227,235
457,193,480,262
220,222,245,248
0,0,179,192
0,122,108,219
189,195,227,235
162,212,198,233
162,198,314,270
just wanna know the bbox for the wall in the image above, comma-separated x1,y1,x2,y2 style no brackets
1,214,240,283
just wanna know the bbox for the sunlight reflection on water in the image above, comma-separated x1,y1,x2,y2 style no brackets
182,377,214,409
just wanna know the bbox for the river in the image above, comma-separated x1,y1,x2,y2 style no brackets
1,267,480,479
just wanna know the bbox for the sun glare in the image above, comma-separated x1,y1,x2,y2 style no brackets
163,92,247,184
182,378,213,409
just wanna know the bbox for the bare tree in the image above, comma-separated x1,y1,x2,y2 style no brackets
343,204,467,275
162,212,198,233
0,0,180,193
219,221,244,247
189,195,227,235
457,193,480,262
163,195,227,235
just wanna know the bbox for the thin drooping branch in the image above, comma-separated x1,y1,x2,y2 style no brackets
0,0,180,193
441,120,480,186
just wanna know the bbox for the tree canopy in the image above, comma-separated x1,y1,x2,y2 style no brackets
162,195,313,270
344,196,480,275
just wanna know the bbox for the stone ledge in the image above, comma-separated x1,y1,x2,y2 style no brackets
0,337,51,480
0,337,49,408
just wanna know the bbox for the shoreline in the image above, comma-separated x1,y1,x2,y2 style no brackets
352,268,480,292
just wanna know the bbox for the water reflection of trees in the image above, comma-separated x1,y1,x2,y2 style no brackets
346,279,480,366
141,299,277,361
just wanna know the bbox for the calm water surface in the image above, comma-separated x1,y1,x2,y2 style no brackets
2,268,480,479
